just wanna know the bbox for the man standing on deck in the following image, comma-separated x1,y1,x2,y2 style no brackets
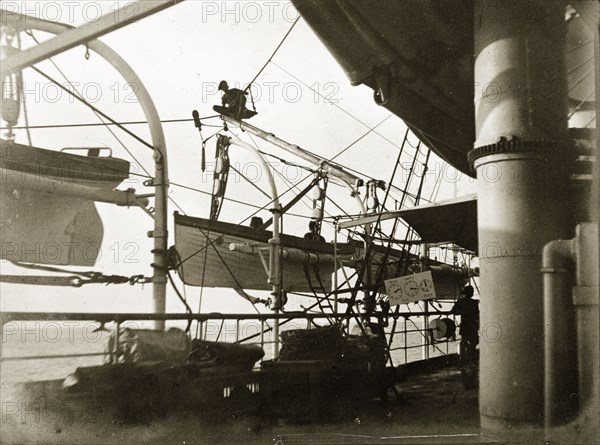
451,285,479,362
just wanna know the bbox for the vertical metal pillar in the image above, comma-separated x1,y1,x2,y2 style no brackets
421,243,430,360
422,300,430,360
470,0,570,428
334,221,339,314
152,151,168,330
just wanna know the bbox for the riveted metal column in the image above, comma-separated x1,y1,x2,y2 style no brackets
471,0,570,429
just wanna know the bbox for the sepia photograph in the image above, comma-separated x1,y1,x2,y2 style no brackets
0,1,598,444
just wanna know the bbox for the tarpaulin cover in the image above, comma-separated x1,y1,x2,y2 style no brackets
398,194,478,252
0,140,130,266
293,0,475,174
293,0,597,176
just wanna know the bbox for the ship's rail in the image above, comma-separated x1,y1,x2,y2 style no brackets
0,311,459,369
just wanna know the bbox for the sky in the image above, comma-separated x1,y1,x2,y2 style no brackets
0,1,476,316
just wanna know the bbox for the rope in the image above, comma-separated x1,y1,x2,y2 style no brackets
202,231,270,316
166,270,193,332
313,260,336,315
30,66,156,151
9,261,151,286
270,61,412,164
22,31,149,176
568,89,595,119
230,164,271,199
329,115,393,162
245,17,301,91
302,258,333,324
0,116,223,131
239,130,354,225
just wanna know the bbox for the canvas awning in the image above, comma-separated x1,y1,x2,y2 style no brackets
339,194,478,252
399,194,478,252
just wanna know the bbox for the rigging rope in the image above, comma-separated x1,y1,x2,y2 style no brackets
245,16,301,92
9,261,151,287
1,116,223,131
166,270,193,332
329,114,392,163
270,60,413,162
241,131,353,223
302,258,332,324
30,66,156,151
23,30,191,216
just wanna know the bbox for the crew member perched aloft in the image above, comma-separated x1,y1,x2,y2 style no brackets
213,80,257,120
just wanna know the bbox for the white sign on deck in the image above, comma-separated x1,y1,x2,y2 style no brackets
384,271,436,305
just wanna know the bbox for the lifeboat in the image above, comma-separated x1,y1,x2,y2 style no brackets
0,139,130,266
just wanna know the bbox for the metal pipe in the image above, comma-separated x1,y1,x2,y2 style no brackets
472,0,570,428
334,221,339,313
572,223,599,436
542,238,578,426
273,309,280,359
421,243,429,361
228,243,337,265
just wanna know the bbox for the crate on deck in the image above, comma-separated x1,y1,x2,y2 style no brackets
261,325,389,421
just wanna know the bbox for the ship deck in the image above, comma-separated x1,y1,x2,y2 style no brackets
1,365,495,445
9,361,594,444
264,366,482,444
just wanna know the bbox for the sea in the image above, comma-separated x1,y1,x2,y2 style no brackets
0,319,458,387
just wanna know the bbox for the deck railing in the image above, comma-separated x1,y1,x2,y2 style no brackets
0,311,459,370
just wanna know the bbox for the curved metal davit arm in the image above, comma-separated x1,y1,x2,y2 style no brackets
3,12,169,330
227,138,282,357
227,138,281,290
227,138,280,210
